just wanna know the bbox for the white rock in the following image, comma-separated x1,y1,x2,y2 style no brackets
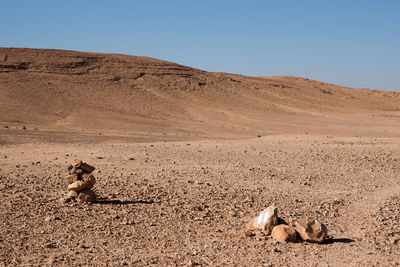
246,204,278,235
254,204,278,234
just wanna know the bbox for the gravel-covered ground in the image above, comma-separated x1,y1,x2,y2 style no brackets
1,135,400,266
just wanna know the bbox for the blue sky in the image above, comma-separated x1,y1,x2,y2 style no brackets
1,0,399,91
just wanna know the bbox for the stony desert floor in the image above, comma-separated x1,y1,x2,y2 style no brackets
1,48,400,266
1,135,400,266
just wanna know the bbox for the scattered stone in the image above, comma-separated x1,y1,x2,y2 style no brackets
245,204,278,235
245,206,330,245
187,260,195,267
96,156,104,159
44,216,61,222
295,217,328,243
45,242,57,248
77,189,96,203
271,224,297,243
4,125,8,128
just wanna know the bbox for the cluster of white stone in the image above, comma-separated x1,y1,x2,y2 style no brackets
245,204,328,243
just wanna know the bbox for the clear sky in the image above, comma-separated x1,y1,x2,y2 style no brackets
1,0,399,91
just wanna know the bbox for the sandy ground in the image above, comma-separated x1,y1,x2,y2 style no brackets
1,135,400,266
1,48,400,266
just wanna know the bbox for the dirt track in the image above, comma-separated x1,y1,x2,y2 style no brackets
1,135,400,266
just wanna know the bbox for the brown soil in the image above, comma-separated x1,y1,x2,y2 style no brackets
1,48,400,266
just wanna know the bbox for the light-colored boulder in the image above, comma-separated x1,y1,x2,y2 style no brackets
77,189,96,203
271,224,297,242
295,217,328,243
254,204,278,234
245,204,278,235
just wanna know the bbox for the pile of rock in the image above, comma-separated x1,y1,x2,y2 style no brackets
245,204,328,243
62,160,97,203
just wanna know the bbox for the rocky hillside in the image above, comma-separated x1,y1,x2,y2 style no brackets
1,48,399,142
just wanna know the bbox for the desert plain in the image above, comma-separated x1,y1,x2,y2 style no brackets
1,48,400,266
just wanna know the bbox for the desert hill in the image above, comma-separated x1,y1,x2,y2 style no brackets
0,47,399,143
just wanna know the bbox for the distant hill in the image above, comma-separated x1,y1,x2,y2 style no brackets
1,47,399,143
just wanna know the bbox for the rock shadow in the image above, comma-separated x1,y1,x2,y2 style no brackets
95,199,155,205
322,238,355,244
